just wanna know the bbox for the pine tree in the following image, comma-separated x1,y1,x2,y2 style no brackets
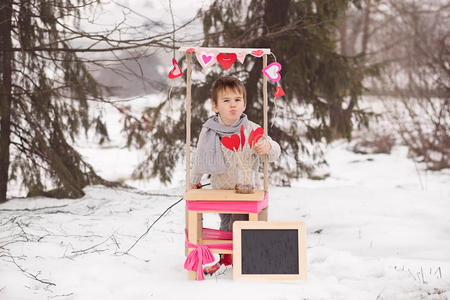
0,0,178,202
134,0,378,185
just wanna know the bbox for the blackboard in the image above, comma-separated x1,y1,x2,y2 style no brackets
233,221,307,281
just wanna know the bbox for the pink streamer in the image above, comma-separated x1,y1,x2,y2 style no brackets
202,228,232,240
186,192,268,213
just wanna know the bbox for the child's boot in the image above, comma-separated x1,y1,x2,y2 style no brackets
220,254,233,266
203,262,221,275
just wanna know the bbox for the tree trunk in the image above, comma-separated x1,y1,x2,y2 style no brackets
0,0,13,203
339,11,348,56
361,0,372,55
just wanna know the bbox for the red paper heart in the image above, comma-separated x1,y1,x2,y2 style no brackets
186,48,195,53
221,134,241,151
274,86,285,97
251,50,264,57
168,58,183,79
253,127,264,145
217,53,237,70
248,127,264,148
240,125,245,150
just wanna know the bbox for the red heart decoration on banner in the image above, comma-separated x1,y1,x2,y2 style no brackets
221,134,241,151
251,50,264,57
186,48,195,53
274,86,285,97
168,58,183,79
217,53,237,70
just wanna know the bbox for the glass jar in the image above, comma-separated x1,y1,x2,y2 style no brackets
234,159,256,194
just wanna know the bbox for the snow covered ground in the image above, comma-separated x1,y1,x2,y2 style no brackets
1,137,449,299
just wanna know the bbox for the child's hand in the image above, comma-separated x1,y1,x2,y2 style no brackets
190,183,202,189
254,139,271,155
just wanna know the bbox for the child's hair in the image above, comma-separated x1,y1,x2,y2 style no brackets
211,76,247,105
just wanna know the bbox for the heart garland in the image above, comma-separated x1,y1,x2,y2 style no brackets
168,58,183,79
262,62,282,82
236,51,247,64
217,53,237,70
195,48,218,69
250,50,264,57
274,86,285,97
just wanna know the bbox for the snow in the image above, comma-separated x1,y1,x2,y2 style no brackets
1,134,450,299
4,0,449,297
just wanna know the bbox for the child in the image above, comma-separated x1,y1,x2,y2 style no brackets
190,76,281,273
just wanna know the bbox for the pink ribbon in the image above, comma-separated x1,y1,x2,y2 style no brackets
184,244,215,280
184,229,233,280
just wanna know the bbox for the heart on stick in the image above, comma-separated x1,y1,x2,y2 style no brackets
248,127,264,148
274,86,285,97
240,125,245,150
262,62,282,82
195,48,218,69
221,134,241,152
217,53,237,70
168,58,183,79
251,50,264,57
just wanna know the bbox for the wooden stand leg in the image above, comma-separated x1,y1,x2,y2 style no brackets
197,213,203,244
249,213,258,221
187,210,199,280
185,207,188,256
258,207,268,221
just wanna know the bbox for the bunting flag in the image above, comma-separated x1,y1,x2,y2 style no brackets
195,48,218,69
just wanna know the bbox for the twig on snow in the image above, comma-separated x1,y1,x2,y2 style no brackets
9,255,56,287
0,204,69,212
120,183,210,255
71,234,114,255
48,293,74,299
121,197,183,255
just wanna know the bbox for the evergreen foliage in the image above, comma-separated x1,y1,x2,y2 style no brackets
135,0,378,185
0,0,117,201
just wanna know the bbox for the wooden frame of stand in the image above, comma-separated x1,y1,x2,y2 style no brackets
180,47,271,280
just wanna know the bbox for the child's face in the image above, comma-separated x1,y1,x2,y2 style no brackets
213,88,246,126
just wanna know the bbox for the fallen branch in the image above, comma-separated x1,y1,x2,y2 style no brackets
120,183,210,255
71,234,114,255
121,198,183,255
0,204,69,212
10,255,56,287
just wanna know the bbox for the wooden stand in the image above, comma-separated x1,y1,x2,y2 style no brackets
181,47,272,280
185,189,268,280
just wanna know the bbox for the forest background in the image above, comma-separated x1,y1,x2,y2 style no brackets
0,0,448,201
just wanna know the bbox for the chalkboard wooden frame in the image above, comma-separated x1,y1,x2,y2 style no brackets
233,221,307,281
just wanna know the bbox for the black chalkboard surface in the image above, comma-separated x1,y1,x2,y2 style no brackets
241,229,299,274
233,221,307,280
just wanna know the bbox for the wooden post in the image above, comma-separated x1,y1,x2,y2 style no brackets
185,52,192,258
263,54,268,192
185,52,192,191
